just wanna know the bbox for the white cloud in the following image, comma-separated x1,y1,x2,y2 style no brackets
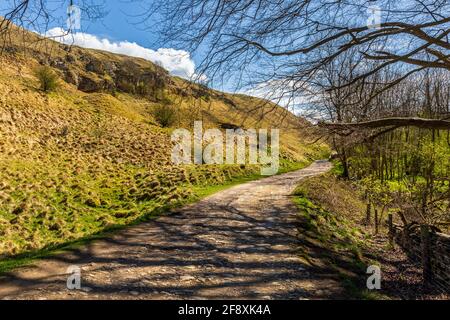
44,27,205,81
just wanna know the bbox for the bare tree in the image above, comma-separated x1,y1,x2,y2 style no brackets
138,0,450,129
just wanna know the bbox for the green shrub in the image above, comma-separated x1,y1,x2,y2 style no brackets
152,101,177,128
34,66,59,92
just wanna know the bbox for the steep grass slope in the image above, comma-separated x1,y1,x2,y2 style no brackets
0,27,329,257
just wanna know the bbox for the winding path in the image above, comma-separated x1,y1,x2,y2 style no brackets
0,160,342,300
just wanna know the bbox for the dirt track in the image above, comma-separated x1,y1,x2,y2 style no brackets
0,160,344,300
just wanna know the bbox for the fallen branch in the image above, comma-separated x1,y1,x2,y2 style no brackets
319,117,450,132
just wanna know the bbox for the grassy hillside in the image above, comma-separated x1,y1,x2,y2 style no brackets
0,26,329,259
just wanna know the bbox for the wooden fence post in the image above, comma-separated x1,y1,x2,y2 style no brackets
420,225,432,286
388,213,394,246
374,209,379,234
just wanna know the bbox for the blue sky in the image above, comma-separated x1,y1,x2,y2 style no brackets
76,1,160,50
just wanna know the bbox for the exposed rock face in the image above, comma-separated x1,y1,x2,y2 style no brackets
48,52,169,96
103,61,118,76
78,75,103,93
114,59,168,96
86,59,105,74
64,69,79,86
14,38,169,96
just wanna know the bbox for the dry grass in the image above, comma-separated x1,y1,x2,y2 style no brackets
295,174,366,223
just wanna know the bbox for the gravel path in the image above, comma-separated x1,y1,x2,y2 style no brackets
0,160,343,300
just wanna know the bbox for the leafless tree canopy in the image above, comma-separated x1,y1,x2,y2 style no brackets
140,0,450,128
